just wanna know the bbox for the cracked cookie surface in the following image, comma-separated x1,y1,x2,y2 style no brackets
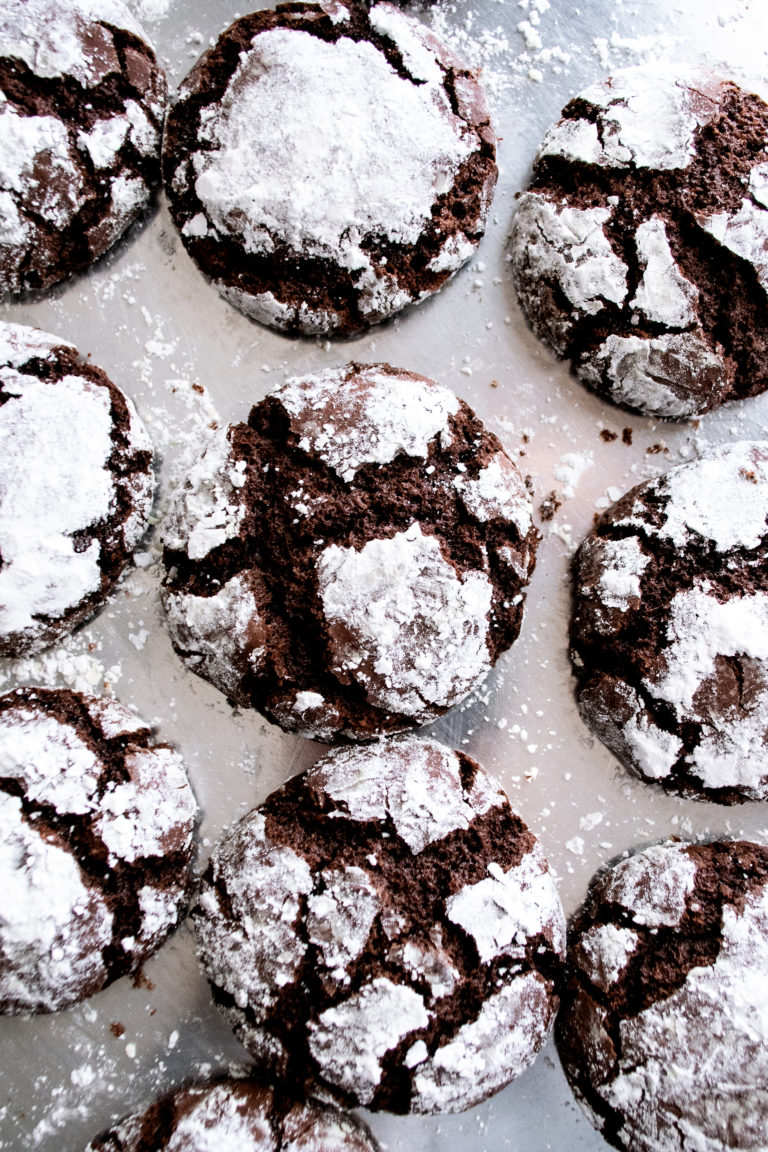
0,687,197,1015
87,1077,379,1152
0,321,155,657
0,0,166,296
162,1,497,336
557,840,768,1152
193,737,565,1114
510,67,768,419
570,441,768,803
161,362,537,742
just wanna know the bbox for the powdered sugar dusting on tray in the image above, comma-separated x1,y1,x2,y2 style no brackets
276,365,459,483
317,523,493,720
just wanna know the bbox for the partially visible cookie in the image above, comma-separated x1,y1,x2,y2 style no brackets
193,737,565,1114
510,67,768,419
161,362,536,742
0,687,197,1014
162,2,497,335
571,441,768,803
557,840,768,1152
0,321,155,657
0,0,166,295
86,1078,380,1152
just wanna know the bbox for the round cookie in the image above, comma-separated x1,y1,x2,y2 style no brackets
571,441,768,803
161,362,537,741
162,2,497,336
193,737,565,1115
0,0,166,296
556,840,768,1152
0,687,197,1015
0,321,155,657
510,67,768,419
86,1078,380,1152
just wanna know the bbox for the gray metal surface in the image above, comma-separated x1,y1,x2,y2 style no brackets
2,0,768,1148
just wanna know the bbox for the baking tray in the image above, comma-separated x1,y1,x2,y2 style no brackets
2,0,768,1148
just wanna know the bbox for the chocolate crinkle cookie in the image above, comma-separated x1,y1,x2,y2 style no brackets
557,840,768,1152
0,687,197,1015
0,0,166,296
162,1,497,336
193,738,565,1115
571,441,768,803
510,67,768,419
161,363,537,741
0,321,155,658
87,1078,379,1152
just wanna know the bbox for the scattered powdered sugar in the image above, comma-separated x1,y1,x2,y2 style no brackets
630,216,700,326
602,882,768,1152
307,977,429,1104
276,365,459,483
577,923,639,990
410,974,554,1114
601,844,697,928
190,19,474,299
445,844,565,963
317,523,493,719
310,737,503,856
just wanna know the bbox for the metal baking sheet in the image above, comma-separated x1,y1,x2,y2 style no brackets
2,0,768,1148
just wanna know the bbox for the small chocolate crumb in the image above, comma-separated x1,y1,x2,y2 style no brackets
600,429,618,442
622,427,633,445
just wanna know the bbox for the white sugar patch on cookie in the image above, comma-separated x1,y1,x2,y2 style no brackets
411,974,553,1114
307,866,381,975
276,365,459,482
311,737,503,855
0,370,115,636
307,976,429,1104
317,522,492,717
0,709,101,814
164,427,246,560
0,104,83,229
588,537,651,625
631,215,699,326
166,1083,273,1151
454,453,533,535
510,193,627,351
602,844,696,929
578,924,639,990
603,884,768,1152
95,745,196,865
0,790,112,1012
700,193,768,294
445,844,565,962
191,27,473,277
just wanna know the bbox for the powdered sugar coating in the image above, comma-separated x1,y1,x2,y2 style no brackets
0,0,166,295
0,322,155,657
0,688,197,1014
601,844,697,928
163,4,496,335
559,842,768,1152
276,365,459,482
572,442,768,801
630,216,699,325
162,363,536,741
317,523,493,720
194,737,564,1114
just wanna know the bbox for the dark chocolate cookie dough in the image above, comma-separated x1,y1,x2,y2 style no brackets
0,687,197,1015
161,363,537,741
0,0,166,296
570,441,768,803
193,737,565,1114
86,1077,380,1152
557,840,768,1152
510,67,768,419
162,1,497,335
0,321,155,658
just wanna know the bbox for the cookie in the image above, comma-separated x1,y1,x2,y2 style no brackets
0,321,155,657
86,1078,380,1152
193,737,565,1114
162,2,497,336
0,0,166,296
0,687,197,1015
161,362,536,741
510,67,768,419
570,441,768,803
556,840,768,1152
